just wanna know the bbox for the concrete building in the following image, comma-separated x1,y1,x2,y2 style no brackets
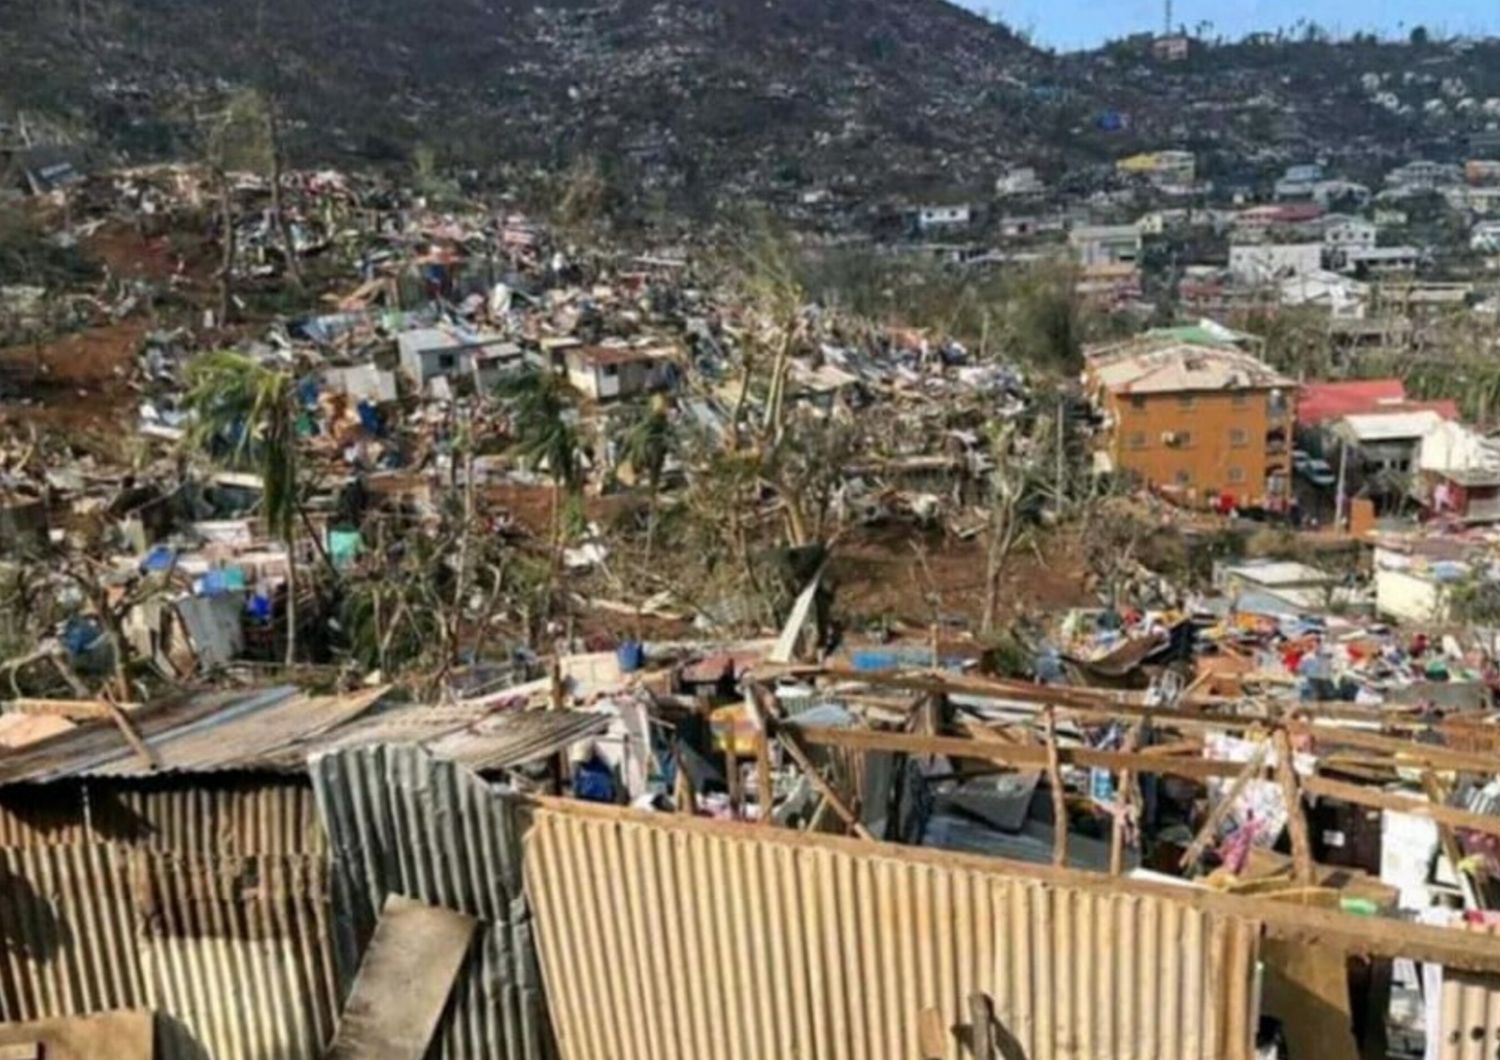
1228,243,1323,284
1069,224,1142,267
397,325,520,388
1085,337,1295,507
563,346,676,402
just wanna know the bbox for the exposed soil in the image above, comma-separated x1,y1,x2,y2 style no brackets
832,522,1097,631
0,320,147,430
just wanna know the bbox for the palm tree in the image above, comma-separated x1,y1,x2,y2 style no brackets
619,396,673,564
184,351,302,665
497,369,582,563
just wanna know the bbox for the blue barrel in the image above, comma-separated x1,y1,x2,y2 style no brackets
616,640,645,673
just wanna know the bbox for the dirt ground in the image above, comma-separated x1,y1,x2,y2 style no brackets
833,522,1097,631
0,320,147,431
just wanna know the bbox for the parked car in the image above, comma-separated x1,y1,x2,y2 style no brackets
1292,449,1312,473
1300,457,1337,488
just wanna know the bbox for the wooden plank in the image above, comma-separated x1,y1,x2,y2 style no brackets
105,698,158,770
1303,775,1500,840
747,687,777,826
1260,936,1362,1060
1422,772,1485,911
778,729,874,841
1180,742,1270,871
6,698,129,719
323,894,478,1060
1294,721,1500,775
1275,730,1315,885
793,723,1265,783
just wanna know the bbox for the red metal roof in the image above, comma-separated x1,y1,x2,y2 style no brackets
1297,380,1406,426
1298,380,1459,428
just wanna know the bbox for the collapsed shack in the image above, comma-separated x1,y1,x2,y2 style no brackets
0,667,1498,1059
0,686,599,1060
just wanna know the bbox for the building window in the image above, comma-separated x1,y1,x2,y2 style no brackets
1128,431,1147,449
602,363,620,377
1175,470,1192,486
1231,392,1248,408
1228,466,1247,483
437,352,457,371
1177,394,1196,410
1175,430,1192,448
1130,395,1147,411
1229,428,1248,447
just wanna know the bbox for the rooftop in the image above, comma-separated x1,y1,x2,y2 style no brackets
1087,339,1292,396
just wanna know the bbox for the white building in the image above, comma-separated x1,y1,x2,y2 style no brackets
1228,243,1324,284
915,204,973,231
397,325,521,388
996,167,1044,196
1342,245,1421,275
1069,224,1142,267
1322,216,1378,251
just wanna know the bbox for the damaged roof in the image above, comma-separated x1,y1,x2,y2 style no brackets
1088,339,1293,395
0,687,609,784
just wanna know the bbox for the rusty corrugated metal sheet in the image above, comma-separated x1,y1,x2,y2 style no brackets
525,805,1262,1060
0,777,323,854
309,744,555,1060
0,842,339,1060
276,703,607,774
0,843,145,1022
132,850,340,1060
0,687,388,783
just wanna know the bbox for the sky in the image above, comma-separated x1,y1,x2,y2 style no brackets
961,1,1499,51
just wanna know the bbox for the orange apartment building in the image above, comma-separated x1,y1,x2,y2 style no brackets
1085,337,1296,507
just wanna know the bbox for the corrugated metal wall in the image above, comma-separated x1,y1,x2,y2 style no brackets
309,745,555,1060
1438,922,1500,1060
0,780,337,1060
525,806,1262,1060
0,779,323,854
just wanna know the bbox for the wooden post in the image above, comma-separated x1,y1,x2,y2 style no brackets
1110,718,1146,876
1045,707,1067,868
724,747,742,820
748,685,777,826
1422,771,1486,910
1274,729,1314,885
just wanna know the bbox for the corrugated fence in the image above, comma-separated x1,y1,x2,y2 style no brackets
0,778,338,1060
308,744,555,1060
525,804,1263,1060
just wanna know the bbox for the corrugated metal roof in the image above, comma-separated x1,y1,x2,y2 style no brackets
0,689,601,785
0,687,387,785
309,745,555,1060
525,803,1262,1060
264,702,608,774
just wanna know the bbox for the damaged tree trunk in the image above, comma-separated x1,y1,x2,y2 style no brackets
266,104,304,292
215,168,235,328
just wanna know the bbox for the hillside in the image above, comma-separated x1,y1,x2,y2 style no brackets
7,0,1500,206
0,0,1083,201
